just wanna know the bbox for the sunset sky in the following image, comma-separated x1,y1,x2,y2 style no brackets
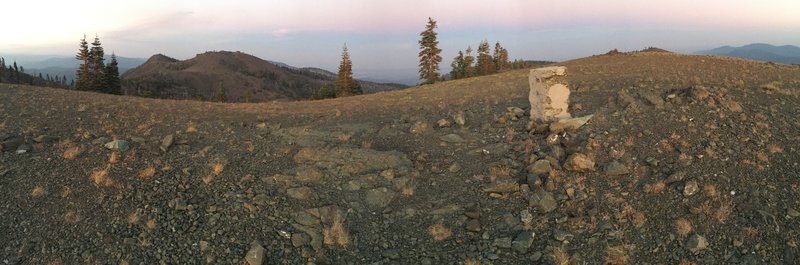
2,0,799,83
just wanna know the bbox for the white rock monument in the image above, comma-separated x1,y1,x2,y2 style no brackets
529,66,571,122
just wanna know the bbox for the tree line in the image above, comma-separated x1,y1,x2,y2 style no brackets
75,34,121,94
0,57,71,88
419,17,529,83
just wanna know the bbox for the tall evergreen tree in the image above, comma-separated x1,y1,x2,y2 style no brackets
449,51,466,80
89,35,106,92
335,45,362,97
104,53,121,94
476,40,495,76
494,42,509,71
213,83,227,102
464,46,476,78
418,17,442,84
13,62,20,83
75,35,91,90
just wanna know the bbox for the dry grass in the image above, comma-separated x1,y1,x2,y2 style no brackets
63,146,82,159
429,223,453,241
64,211,81,223
323,211,350,247
108,151,120,164
505,127,515,143
146,219,157,230
127,210,142,224
138,166,156,178
550,247,571,265
678,259,697,265
675,218,693,236
742,227,760,239
488,165,512,182
90,165,114,187
186,122,198,133
202,175,214,185
605,245,629,265
212,162,225,175
767,143,784,154
713,200,733,223
31,186,46,198
703,184,718,199
648,180,666,194
755,150,769,163
336,132,353,142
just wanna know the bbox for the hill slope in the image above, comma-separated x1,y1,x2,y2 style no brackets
1,52,799,264
697,43,800,64
121,51,405,102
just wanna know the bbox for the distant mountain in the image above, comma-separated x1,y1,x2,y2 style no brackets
121,51,406,102
0,54,146,82
697,43,800,64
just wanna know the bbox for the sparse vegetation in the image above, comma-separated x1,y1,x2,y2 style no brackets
429,223,452,240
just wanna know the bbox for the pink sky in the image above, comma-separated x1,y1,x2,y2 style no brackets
1,0,799,83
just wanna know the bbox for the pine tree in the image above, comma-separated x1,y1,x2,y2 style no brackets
104,53,121,94
335,45,361,97
311,83,336,100
75,35,91,90
494,42,509,71
13,62,20,83
89,35,105,92
418,17,442,84
476,40,495,76
464,46,476,78
213,83,227,102
449,51,465,80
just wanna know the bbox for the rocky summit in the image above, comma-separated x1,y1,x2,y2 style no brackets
1,51,799,264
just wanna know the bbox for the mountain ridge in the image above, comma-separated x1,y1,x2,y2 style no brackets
121,51,405,102
697,43,800,64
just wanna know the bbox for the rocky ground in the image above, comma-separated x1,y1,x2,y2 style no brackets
1,52,799,264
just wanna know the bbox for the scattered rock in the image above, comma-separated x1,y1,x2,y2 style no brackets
409,121,431,134
92,137,110,146
688,86,711,101
665,171,686,184
687,234,709,253
1,136,23,152
168,198,188,211
453,112,466,126
291,233,310,247
553,229,574,242
365,187,396,210
520,210,533,227
529,190,557,213
530,160,552,176
484,180,520,195
512,231,535,253
465,219,482,232
507,106,526,120
683,180,699,197
549,115,594,132
436,119,451,128
640,91,665,108
33,135,59,143
439,134,467,143
788,208,800,218
287,187,313,200
494,237,513,249
448,163,462,173
293,147,412,176
526,174,542,190
604,160,630,176
564,153,595,172
160,134,174,152
104,140,130,152
245,240,265,265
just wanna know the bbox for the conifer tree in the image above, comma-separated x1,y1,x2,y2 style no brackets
213,83,227,102
476,40,495,76
89,35,105,92
450,51,465,80
494,42,509,71
464,46,476,78
104,53,121,94
335,45,361,97
418,17,442,84
75,35,91,90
